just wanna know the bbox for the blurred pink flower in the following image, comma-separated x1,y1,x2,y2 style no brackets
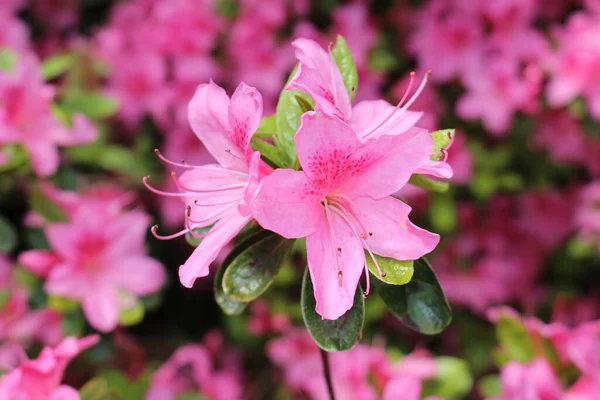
31,0,79,32
534,110,590,167
252,111,439,319
0,54,97,176
491,358,563,400
146,334,243,400
19,208,165,332
446,131,473,184
0,335,98,400
547,10,600,119
247,300,291,337
576,181,600,251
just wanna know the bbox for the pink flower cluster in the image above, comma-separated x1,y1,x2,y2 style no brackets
19,183,165,332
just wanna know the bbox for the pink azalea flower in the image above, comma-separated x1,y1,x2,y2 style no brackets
0,53,97,176
445,131,473,184
19,209,165,332
146,334,244,400
287,38,452,179
547,10,600,119
0,12,30,52
247,300,291,337
492,358,563,400
576,181,600,251
251,110,440,320
145,81,271,288
0,335,98,400
31,0,79,32
534,111,590,168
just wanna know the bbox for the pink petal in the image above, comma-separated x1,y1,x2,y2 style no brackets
382,375,423,400
45,263,87,298
82,285,121,332
108,256,165,295
179,210,251,288
353,196,440,260
306,210,365,320
49,385,80,400
25,139,60,177
227,83,263,158
102,210,151,260
17,250,60,277
349,100,423,141
188,81,246,171
287,38,351,120
45,223,79,260
415,159,454,179
251,168,323,239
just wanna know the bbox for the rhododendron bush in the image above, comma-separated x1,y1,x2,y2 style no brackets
0,0,599,399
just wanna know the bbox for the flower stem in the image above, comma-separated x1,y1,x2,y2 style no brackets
320,348,336,400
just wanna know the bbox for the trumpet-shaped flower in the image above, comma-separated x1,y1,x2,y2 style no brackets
145,81,271,288
0,335,98,400
287,38,452,179
251,111,440,320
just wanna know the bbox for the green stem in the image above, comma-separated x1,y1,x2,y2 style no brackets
320,348,336,400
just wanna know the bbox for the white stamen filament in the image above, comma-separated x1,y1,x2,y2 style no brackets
151,225,189,240
170,172,245,194
153,149,248,176
187,202,238,226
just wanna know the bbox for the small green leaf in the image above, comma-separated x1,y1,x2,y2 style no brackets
41,53,74,80
366,253,413,285
256,114,276,137
430,129,455,160
478,375,501,397
0,290,10,309
223,232,293,301
408,174,450,193
176,394,208,400
494,309,536,363
29,185,69,222
422,357,473,398
48,296,80,312
373,258,451,334
62,309,85,337
429,194,457,233
51,103,72,125
301,269,365,352
99,369,152,400
61,91,118,119
294,94,314,113
274,66,314,168
80,378,121,400
0,216,17,253
250,136,286,168
0,48,17,72
119,300,145,327
331,35,359,100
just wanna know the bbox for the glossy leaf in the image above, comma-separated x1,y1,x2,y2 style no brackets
223,232,293,301
301,269,365,352
274,66,314,169
366,253,413,285
373,258,451,334
430,129,455,161
0,216,17,253
41,53,74,80
408,174,450,193
29,185,68,222
331,35,359,100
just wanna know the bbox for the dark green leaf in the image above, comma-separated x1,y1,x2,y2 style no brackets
408,174,450,193
366,253,413,285
223,233,293,301
331,35,359,100
29,185,68,222
373,258,451,334
0,216,17,253
61,91,118,119
62,309,85,337
301,269,365,352
41,53,74,80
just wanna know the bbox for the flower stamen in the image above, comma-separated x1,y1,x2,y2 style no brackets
170,171,245,194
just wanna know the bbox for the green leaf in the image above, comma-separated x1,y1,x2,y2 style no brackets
0,48,17,72
250,136,286,168
185,226,212,247
0,216,17,253
119,300,145,327
99,369,152,400
373,258,451,334
274,66,314,168
61,91,118,119
0,290,10,309
41,53,74,80
422,357,473,398
29,185,68,222
48,296,80,312
256,114,276,137
494,309,536,363
430,129,455,160
51,103,72,125
80,378,121,400
176,394,208,400
331,35,359,101
223,232,293,301
478,375,501,398
429,194,457,233
408,174,450,193
366,253,413,285
62,309,85,337
301,269,365,352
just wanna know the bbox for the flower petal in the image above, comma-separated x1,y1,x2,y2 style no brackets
287,38,351,120
179,210,251,288
45,223,78,260
25,139,59,177
188,81,246,171
82,285,121,332
49,386,80,400
353,196,440,260
228,83,263,158
17,250,60,277
415,159,454,179
251,168,322,239
108,256,165,295
349,100,423,141
306,210,365,320
102,210,151,260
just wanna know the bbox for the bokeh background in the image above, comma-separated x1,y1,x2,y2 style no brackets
1,0,599,399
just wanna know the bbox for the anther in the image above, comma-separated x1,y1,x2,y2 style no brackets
186,205,191,217
337,271,343,281
368,232,373,236
380,272,387,278
337,247,342,255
